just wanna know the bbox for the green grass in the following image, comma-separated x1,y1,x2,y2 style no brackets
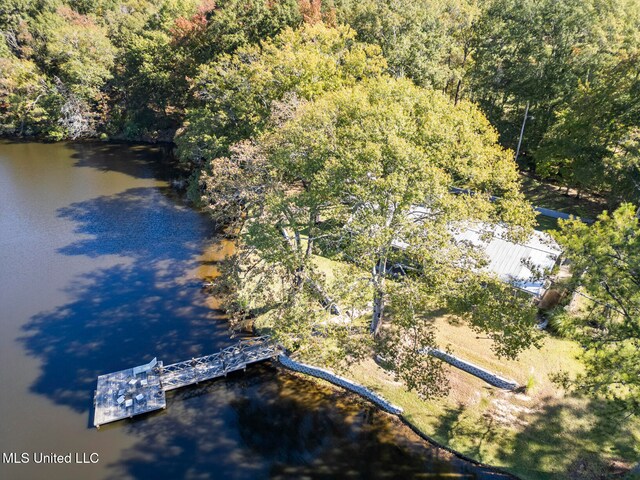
535,214,559,232
347,316,640,479
520,173,607,220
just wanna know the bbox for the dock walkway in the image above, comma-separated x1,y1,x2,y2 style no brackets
93,336,278,427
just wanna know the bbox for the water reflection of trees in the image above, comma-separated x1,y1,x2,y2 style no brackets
69,142,173,180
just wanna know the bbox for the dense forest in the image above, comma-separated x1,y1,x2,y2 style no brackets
1,0,639,206
2,0,639,421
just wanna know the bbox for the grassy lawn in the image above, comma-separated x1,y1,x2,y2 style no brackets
520,173,608,220
534,214,559,232
347,315,640,479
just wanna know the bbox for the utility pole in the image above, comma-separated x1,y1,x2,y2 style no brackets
514,101,530,163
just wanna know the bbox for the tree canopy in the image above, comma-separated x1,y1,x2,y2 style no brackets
176,22,386,168
335,0,640,204
2,0,640,413
555,204,640,415
205,73,540,397
2,0,639,208
537,51,640,203
0,0,302,139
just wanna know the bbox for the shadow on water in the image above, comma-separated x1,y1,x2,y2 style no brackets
56,186,200,259
106,364,500,480
68,142,175,181
20,186,229,415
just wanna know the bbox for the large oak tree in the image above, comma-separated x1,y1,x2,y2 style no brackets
206,71,541,397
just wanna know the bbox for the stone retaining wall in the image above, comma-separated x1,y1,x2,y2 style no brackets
277,355,403,414
424,348,519,390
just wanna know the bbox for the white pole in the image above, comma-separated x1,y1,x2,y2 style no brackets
515,101,530,163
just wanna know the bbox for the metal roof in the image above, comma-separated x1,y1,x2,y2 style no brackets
396,206,562,297
452,223,561,297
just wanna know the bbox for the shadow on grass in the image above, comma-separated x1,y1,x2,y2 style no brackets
433,403,466,447
431,394,638,479
502,398,638,479
520,173,607,219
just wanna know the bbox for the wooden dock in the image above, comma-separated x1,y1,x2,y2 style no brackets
93,336,279,428
93,360,166,427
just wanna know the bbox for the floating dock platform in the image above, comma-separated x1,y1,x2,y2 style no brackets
93,336,278,428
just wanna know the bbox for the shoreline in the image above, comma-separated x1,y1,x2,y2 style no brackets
274,361,520,479
0,132,177,146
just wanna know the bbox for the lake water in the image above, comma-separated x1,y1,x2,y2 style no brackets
0,140,508,479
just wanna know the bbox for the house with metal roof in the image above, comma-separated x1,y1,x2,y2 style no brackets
451,223,561,297
394,206,562,298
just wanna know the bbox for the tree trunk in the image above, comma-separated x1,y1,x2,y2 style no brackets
454,79,463,106
305,209,317,259
370,289,384,336
453,50,467,106
370,202,395,335
281,226,340,313
294,266,304,289
305,277,341,315
370,257,387,335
